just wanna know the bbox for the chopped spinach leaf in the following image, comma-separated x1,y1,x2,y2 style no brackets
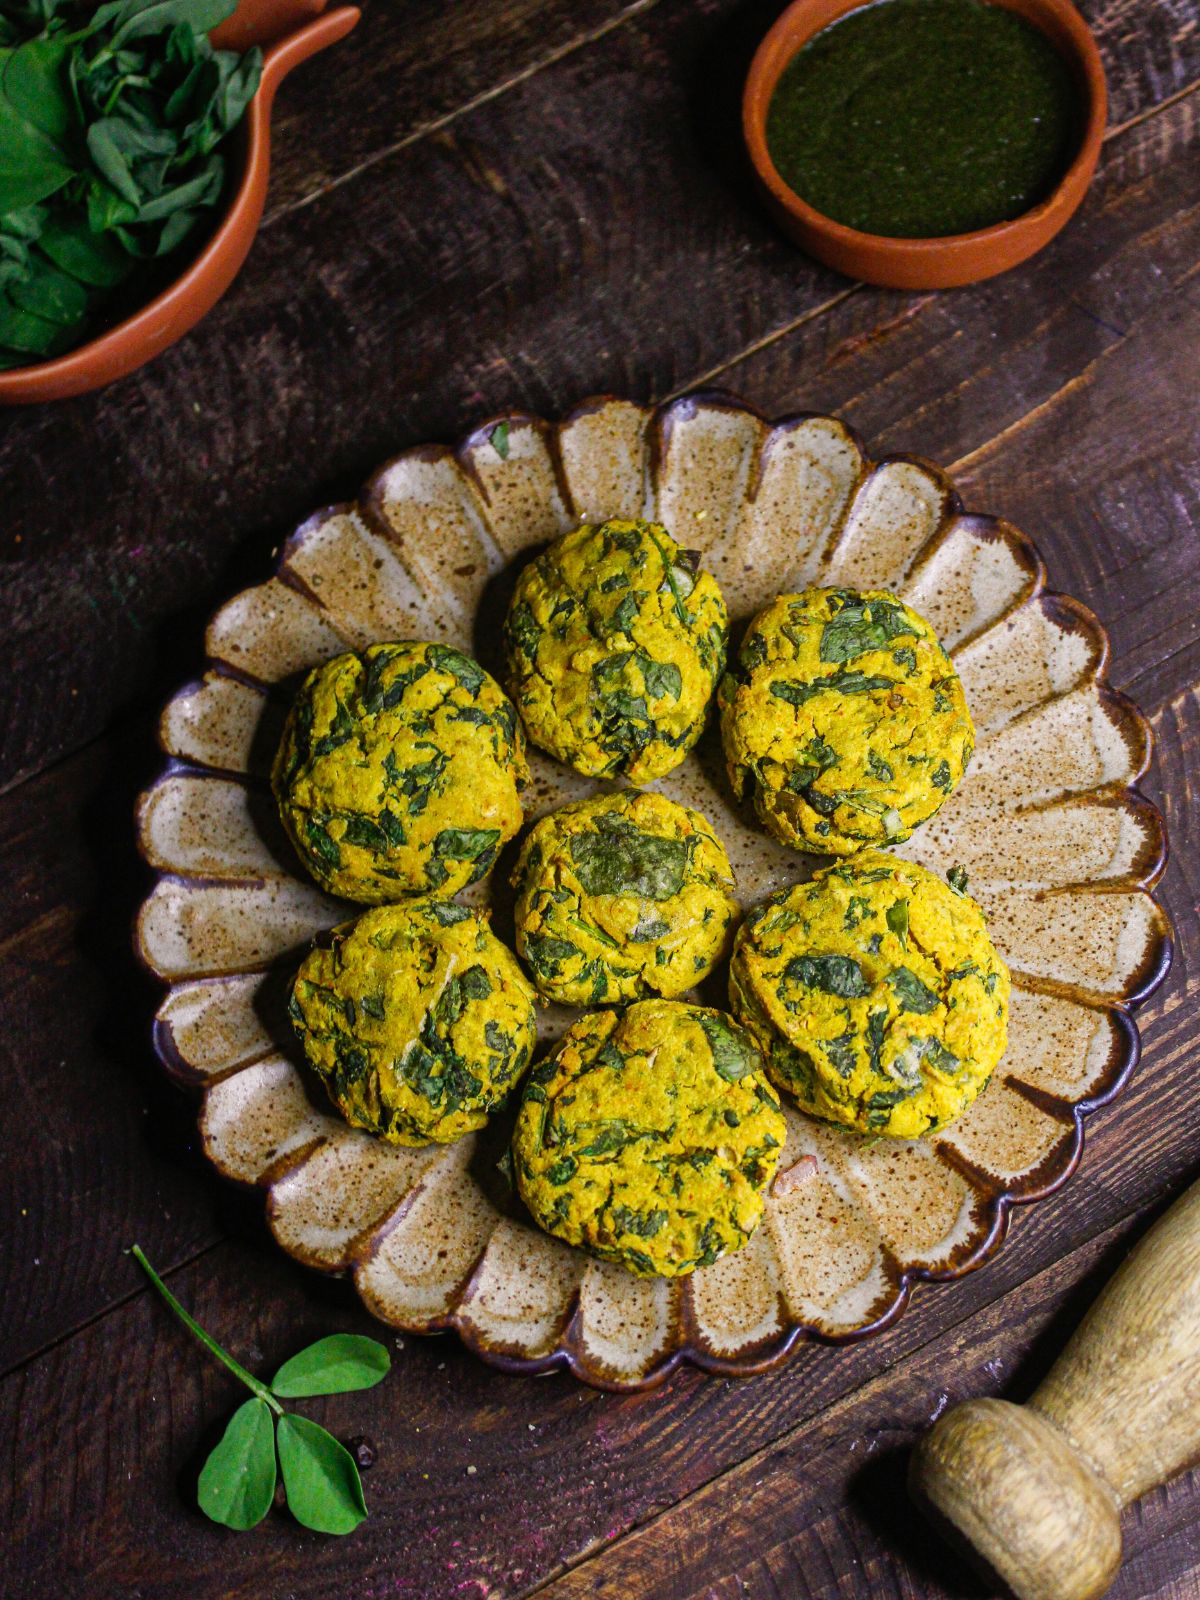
609,1205,667,1238
819,593,918,664
770,669,897,706
698,1014,757,1082
570,828,689,900
888,966,940,1014
784,953,872,998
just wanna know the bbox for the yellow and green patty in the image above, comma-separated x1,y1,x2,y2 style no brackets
511,791,738,1006
273,641,526,900
504,519,728,783
513,999,785,1276
730,853,1008,1138
290,900,538,1144
719,587,973,854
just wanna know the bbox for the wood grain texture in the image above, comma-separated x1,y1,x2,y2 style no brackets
3,1191,1197,1600
260,0,1200,222
1,0,1199,1594
530,1214,1200,1600
1,0,1198,792
3,78,1196,1374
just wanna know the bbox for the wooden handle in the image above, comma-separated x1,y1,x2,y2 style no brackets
910,1179,1200,1600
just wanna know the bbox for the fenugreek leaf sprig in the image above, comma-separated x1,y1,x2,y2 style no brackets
132,1245,389,1535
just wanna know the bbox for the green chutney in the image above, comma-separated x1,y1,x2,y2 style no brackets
765,0,1082,238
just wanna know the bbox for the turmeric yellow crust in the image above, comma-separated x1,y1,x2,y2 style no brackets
511,790,738,1006
513,999,785,1276
503,519,728,783
730,853,1009,1138
273,641,526,902
290,900,538,1146
718,588,973,854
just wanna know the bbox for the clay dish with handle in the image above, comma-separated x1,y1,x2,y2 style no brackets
742,0,1107,290
0,0,360,405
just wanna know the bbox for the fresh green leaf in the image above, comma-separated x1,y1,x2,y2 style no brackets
2,34,74,145
489,420,509,459
103,0,237,51
271,1334,391,1398
7,251,90,321
136,154,224,221
0,291,74,354
0,94,73,209
37,210,131,285
885,899,908,949
197,1397,276,1530
276,1414,368,1536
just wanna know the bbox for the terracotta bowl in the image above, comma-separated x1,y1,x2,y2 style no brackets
135,393,1170,1390
0,0,359,405
743,0,1107,290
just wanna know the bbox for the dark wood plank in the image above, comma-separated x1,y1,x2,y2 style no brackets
2,0,1199,793
3,79,1199,1376
710,85,1200,714
262,0,655,218
531,1209,1200,1600
0,731,230,1375
261,0,1200,221
0,0,845,792
5,1148,1199,1600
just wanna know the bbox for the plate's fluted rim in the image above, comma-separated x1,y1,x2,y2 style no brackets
135,390,1174,1391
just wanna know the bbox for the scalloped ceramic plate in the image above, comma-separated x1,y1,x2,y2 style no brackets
136,394,1171,1390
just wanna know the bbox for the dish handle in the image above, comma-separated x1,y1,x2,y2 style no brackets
212,0,357,55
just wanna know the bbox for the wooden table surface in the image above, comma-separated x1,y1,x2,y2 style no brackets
3,1,1199,1595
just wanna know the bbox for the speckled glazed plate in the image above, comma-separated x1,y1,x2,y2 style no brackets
136,394,1171,1390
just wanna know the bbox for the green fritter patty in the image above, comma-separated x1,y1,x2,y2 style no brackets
513,999,786,1276
511,790,738,1006
273,641,526,901
718,587,974,854
730,853,1009,1138
503,518,728,783
290,900,538,1145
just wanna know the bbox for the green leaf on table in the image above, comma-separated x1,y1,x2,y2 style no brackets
197,1397,277,1531
276,1414,368,1535
271,1334,391,1398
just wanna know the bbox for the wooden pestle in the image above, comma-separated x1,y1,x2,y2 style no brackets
909,1177,1200,1600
